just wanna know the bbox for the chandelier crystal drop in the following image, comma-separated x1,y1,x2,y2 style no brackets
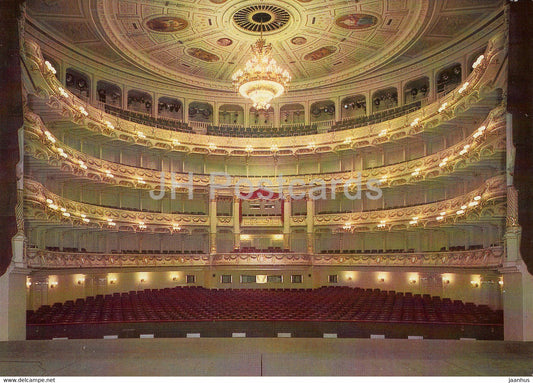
232,32,291,110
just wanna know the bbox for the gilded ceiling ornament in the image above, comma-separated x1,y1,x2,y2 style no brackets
335,14,378,30
146,16,188,33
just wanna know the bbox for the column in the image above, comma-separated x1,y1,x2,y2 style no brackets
429,69,437,102
154,94,159,119
60,64,66,86
150,92,156,117
461,55,468,82
500,230,533,341
183,99,189,124
123,88,129,110
90,74,97,105
304,101,310,125
0,233,30,341
244,105,250,127
398,82,404,106
233,196,241,250
335,96,341,122
209,197,217,254
283,198,291,250
273,103,280,128
306,196,314,254
213,102,219,126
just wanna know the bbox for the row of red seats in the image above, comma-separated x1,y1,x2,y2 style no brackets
27,286,502,325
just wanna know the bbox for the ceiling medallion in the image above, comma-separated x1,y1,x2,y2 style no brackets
291,37,307,45
217,38,233,46
145,16,188,33
233,4,290,33
335,14,379,30
232,28,291,110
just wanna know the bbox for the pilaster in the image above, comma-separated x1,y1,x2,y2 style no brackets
233,196,241,250
209,197,217,254
306,196,314,254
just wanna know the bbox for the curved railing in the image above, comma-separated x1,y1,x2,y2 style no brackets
24,175,505,232
312,175,506,230
22,34,506,156
25,246,504,269
24,105,506,191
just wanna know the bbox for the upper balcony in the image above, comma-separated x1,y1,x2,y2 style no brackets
22,33,507,156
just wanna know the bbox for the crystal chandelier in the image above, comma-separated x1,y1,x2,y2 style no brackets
232,29,291,110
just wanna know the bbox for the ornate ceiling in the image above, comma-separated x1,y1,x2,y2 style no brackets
26,0,502,92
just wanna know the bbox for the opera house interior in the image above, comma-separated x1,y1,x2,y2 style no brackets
0,0,532,376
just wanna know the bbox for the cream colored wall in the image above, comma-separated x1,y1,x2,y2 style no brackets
27,267,503,311
28,269,206,311
314,267,503,309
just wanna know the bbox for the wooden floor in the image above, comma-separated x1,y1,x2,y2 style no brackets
0,338,532,376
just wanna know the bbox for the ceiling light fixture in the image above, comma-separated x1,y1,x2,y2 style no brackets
232,22,291,110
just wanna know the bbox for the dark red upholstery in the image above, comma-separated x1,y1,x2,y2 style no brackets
27,286,503,326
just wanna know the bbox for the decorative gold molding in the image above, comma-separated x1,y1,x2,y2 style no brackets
24,176,506,232
24,178,209,231
313,246,504,268
241,216,283,227
26,247,504,269
314,175,506,229
22,37,505,156
24,105,506,192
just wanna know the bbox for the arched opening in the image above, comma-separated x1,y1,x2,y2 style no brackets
65,68,90,100
340,95,366,120
249,106,273,127
404,77,429,104
97,80,122,107
280,104,305,126
219,104,244,126
372,87,398,113
127,90,153,114
310,100,335,124
158,97,183,121
189,102,213,123
436,63,462,96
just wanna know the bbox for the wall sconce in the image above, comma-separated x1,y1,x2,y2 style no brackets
49,281,58,289
498,280,503,286
108,278,117,285
26,280,32,288
470,280,479,288
172,276,178,281
442,277,451,285
409,278,417,284
378,275,386,283
140,278,145,283
77,278,85,285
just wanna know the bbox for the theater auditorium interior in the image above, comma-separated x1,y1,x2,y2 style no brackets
0,0,532,377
